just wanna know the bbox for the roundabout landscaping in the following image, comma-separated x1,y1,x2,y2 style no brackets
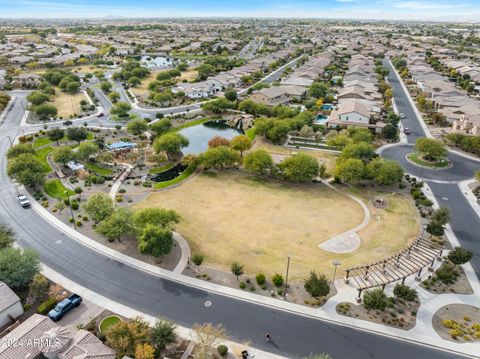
406,151,451,169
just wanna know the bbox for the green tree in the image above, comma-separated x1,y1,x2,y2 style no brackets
109,91,120,103
110,101,132,118
83,194,114,223
138,225,174,257
47,128,65,145
308,82,329,99
224,89,237,101
367,158,404,185
96,208,136,242
154,133,189,160
304,271,330,298
7,143,35,159
0,247,39,288
66,81,80,93
201,98,236,114
448,247,473,266
393,284,418,301
100,81,112,93
243,149,274,175
339,142,376,163
0,223,14,249
277,153,319,182
382,123,398,140
27,91,50,106
415,138,447,161
150,118,172,136
29,273,49,300
34,103,57,120
435,262,458,284
76,142,99,161
66,127,89,144
127,118,148,135
52,146,76,166
231,261,244,280
229,135,252,157
7,154,46,188
335,158,366,185
200,146,241,170
54,201,66,214
152,318,177,350
363,289,389,311
133,208,180,231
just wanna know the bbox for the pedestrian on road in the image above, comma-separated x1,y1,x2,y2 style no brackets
265,333,271,343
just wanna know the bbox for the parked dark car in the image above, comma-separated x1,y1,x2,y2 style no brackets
48,294,82,321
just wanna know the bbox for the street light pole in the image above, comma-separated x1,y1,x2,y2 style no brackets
332,260,341,284
65,191,77,230
283,255,291,300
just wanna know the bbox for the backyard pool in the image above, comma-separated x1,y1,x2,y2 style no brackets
179,120,242,155
314,115,329,125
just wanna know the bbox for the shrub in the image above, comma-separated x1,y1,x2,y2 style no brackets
239,282,246,289
256,273,266,285
75,220,82,227
393,284,418,301
272,273,284,287
70,200,79,210
363,289,389,311
37,297,57,314
217,344,228,357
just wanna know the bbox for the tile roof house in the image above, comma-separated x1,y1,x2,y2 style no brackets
0,282,23,328
0,314,115,359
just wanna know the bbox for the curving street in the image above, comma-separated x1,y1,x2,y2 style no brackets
382,60,480,278
0,62,478,357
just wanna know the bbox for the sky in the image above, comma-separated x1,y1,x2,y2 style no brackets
0,0,479,21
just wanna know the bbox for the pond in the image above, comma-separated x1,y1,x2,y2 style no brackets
179,120,243,155
140,56,174,69
149,162,187,182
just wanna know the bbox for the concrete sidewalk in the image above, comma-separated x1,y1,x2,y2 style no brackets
29,189,480,358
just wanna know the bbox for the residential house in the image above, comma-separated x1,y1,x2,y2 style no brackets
172,79,223,99
453,114,480,135
0,314,115,359
0,282,23,327
12,73,41,88
328,100,385,133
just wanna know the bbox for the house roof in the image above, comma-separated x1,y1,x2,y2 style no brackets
0,282,20,312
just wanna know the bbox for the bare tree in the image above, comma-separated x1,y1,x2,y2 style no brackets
192,323,228,359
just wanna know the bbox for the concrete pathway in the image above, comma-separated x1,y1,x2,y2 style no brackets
108,162,133,200
318,180,371,253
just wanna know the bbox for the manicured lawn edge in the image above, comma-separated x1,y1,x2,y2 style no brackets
35,146,54,172
172,116,220,132
85,162,113,176
43,179,75,199
153,164,197,189
245,126,256,141
99,315,122,333
148,162,175,174
407,152,450,169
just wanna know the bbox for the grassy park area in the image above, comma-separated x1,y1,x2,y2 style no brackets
136,171,419,279
51,89,87,118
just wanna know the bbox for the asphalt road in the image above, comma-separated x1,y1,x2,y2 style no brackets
0,93,469,358
382,58,480,279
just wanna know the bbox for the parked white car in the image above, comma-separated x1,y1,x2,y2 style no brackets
17,194,30,207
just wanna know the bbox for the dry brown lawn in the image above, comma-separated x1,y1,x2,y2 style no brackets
135,171,419,279
178,69,198,82
132,69,199,98
51,88,87,118
253,138,338,174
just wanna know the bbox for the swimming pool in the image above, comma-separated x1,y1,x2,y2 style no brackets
314,115,329,125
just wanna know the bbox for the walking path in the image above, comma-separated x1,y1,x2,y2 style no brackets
318,180,371,253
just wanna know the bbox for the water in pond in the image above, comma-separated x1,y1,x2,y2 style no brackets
149,163,187,182
140,56,174,69
179,120,242,155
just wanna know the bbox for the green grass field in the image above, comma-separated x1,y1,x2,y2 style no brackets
148,162,175,174
33,136,53,148
85,162,113,176
43,179,75,199
408,152,449,168
35,146,53,172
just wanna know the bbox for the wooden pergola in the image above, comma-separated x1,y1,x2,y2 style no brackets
345,236,444,299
